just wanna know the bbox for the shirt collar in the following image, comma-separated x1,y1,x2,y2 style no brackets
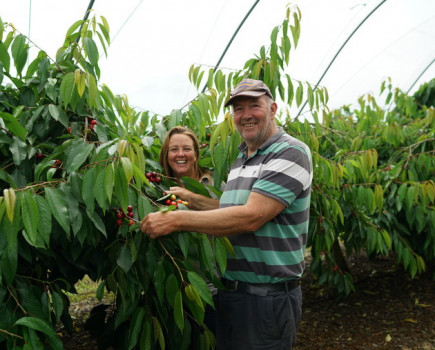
238,127,285,156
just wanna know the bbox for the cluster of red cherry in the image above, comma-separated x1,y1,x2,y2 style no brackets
164,194,188,208
51,159,62,168
87,117,98,132
115,205,135,226
145,171,162,183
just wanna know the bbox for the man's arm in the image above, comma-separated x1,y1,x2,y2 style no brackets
140,192,285,239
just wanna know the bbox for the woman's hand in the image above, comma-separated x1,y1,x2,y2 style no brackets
167,186,219,211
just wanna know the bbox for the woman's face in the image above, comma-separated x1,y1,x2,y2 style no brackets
168,133,197,179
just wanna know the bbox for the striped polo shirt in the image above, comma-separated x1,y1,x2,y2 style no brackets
219,128,313,283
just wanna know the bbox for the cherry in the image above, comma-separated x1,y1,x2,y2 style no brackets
127,205,133,213
116,219,123,226
90,119,97,125
116,212,123,219
127,212,134,218
128,220,134,226
170,201,177,207
165,199,172,206
155,176,161,183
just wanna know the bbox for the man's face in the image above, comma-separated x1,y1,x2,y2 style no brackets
232,95,277,150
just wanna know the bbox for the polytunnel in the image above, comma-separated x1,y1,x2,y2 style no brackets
2,0,435,117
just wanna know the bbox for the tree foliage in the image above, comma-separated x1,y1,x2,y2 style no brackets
0,4,434,349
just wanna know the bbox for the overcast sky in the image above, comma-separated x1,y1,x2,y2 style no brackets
2,0,435,118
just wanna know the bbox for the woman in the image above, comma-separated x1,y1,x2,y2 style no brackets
159,126,221,336
159,126,219,210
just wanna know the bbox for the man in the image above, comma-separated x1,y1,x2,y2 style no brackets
141,78,313,349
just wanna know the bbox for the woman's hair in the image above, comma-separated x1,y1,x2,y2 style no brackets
159,126,210,181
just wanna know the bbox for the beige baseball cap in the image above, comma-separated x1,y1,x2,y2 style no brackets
224,79,273,107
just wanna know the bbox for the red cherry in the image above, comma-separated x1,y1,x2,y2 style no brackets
145,172,151,179
91,119,97,125
128,220,134,226
170,201,177,207
127,205,133,213
127,212,134,218
165,199,172,206
116,219,123,226
116,212,123,219
151,171,157,178
155,176,161,183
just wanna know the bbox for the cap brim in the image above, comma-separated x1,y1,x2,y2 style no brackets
224,91,267,107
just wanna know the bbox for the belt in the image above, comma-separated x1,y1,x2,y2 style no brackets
221,278,300,297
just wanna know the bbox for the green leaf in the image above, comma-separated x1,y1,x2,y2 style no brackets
187,271,213,307
60,72,75,108
86,73,98,108
0,41,11,72
82,167,96,214
3,188,16,222
11,34,28,76
96,280,106,301
140,317,152,350
0,111,28,141
114,166,128,211
74,69,86,97
20,191,40,247
177,232,189,258
66,20,83,37
35,195,51,246
152,316,165,350
104,163,114,203
165,274,179,308
153,260,165,305
93,166,107,211
128,307,145,350
10,136,27,166
117,245,133,273
84,37,99,67
51,292,64,323
121,157,133,183
174,290,184,332
15,317,63,349
87,209,107,237
65,139,94,173
181,177,211,197
296,81,303,107
45,187,71,236
213,237,227,275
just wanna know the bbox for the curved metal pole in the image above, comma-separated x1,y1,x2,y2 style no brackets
201,0,261,93
295,0,387,118
406,57,435,94
75,0,96,43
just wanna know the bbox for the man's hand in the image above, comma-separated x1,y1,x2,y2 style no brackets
140,211,177,239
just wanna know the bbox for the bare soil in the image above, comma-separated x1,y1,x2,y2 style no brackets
62,254,435,350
